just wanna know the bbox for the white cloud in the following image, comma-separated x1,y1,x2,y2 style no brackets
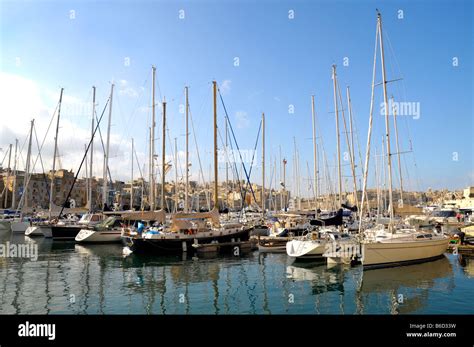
117,79,139,98
235,111,249,129
119,87,139,98
0,72,135,181
220,79,231,95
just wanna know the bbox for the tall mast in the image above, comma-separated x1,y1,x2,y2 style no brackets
347,87,356,175
261,112,265,215
332,65,342,207
49,88,64,218
338,85,359,211
381,135,387,212
174,137,178,212
358,13,380,233
4,144,12,208
23,119,34,215
377,11,394,224
103,83,114,209
391,96,404,206
85,144,88,206
161,100,166,210
89,86,96,212
225,115,229,210
212,81,218,210
311,95,318,216
131,138,134,210
11,139,18,209
150,66,156,211
374,146,380,216
184,86,189,212
283,158,287,211
279,145,282,211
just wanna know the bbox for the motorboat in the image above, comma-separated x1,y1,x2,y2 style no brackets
75,216,123,243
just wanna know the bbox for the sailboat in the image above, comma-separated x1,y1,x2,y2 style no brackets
356,11,448,269
10,120,35,233
122,81,251,254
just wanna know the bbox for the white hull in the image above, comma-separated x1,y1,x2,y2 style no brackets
11,221,29,233
75,229,122,243
362,236,449,268
25,225,46,236
286,239,326,259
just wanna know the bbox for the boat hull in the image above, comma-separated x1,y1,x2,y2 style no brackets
49,225,82,240
286,239,326,260
362,237,449,269
123,229,251,255
75,229,122,243
25,225,46,236
11,221,29,233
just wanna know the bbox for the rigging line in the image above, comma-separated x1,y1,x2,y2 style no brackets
59,97,110,218
217,84,259,205
13,100,59,211
0,148,8,167
33,125,51,201
239,119,262,206
133,147,146,196
386,26,419,192
189,103,210,210
188,85,210,187
94,112,114,186
216,124,246,207
220,114,244,210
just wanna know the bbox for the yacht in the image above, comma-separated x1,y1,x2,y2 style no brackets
75,215,123,243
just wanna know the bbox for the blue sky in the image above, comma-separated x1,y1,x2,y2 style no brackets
0,0,472,195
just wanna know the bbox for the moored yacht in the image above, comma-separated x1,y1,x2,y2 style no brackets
122,209,251,254
75,215,123,243
47,213,103,240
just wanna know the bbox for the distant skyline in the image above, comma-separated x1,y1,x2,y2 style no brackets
0,0,472,197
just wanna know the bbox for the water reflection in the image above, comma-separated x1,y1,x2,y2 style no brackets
0,231,471,314
357,256,454,314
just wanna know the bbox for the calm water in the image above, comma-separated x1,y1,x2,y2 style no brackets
0,232,472,314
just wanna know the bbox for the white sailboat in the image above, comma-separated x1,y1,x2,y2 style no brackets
356,11,449,269
11,120,35,233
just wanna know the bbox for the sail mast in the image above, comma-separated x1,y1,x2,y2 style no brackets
358,15,380,234
332,65,342,207
49,88,63,218
4,144,12,208
311,95,318,216
338,85,359,211
150,66,156,211
391,96,404,206
23,119,34,216
377,11,395,225
261,112,265,215
185,86,189,212
131,138,134,210
11,139,18,209
174,137,178,212
161,100,166,210
103,83,114,209
212,81,218,210
88,86,96,212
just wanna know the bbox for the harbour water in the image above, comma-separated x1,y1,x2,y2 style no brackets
0,233,472,315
